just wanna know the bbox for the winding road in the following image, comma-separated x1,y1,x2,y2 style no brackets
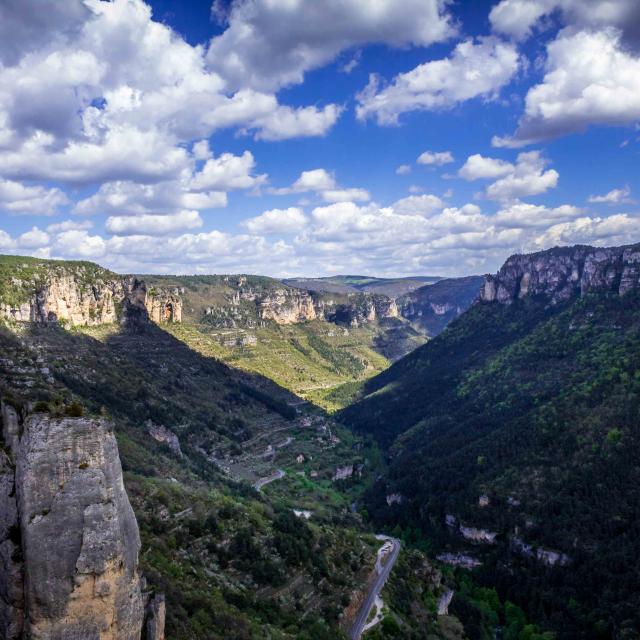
350,536,401,640
253,468,286,492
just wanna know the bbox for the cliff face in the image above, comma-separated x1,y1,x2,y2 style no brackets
398,276,484,336
258,288,319,324
0,404,164,640
0,262,181,327
480,243,640,305
223,283,399,327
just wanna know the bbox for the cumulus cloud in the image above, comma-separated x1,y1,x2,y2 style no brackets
494,29,640,147
269,169,336,195
533,213,640,248
489,0,640,44
396,164,412,175
251,104,342,141
356,38,520,125
485,151,559,201
74,178,229,218
392,194,445,216
321,188,370,203
588,185,634,204
459,154,514,180
1,193,636,278
206,0,454,92
18,226,50,248
190,151,267,192
494,202,583,228
417,151,454,166
105,211,203,236
268,168,369,203
46,219,93,234
0,0,341,195
0,178,68,215
242,207,307,234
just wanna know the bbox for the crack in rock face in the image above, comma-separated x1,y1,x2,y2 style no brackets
0,407,164,640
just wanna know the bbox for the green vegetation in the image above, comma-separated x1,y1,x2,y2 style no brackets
162,320,390,411
0,254,116,307
342,290,640,638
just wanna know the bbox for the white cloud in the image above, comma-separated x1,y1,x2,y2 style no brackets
0,178,68,215
269,168,371,204
189,151,267,192
392,194,445,216
588,185,633,204
321,188,370,203
459,154,514,180
417,151,454,166
18,226,50,248
242,207,307,234
489,0,640,43
485,151,558,201
396,164,412,175
356,38,520,125
494,202,582,228
46,219,93,234
105,211,203,236
494,29,640,146
533,214,640,248
251,104,342,141
270,169,336,195
181,191,228,209
341,51,362,74
0,0,342,201
206,0,454,92
52,229,107,259
192,140,213,161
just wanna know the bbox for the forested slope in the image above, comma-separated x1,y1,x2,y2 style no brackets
341,244,640,639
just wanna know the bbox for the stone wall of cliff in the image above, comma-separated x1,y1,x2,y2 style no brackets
0,266,182,328
480,243,640,305
0,403,164,640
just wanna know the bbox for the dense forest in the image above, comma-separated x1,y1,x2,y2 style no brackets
342,289,640,639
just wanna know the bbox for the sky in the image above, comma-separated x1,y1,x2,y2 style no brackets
0,0,638,278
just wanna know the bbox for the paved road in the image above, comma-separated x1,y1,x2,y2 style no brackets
253,469,286,492
350,536,401,640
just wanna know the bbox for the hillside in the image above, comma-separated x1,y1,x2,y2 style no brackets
341,243,640,638
0,257,460,640
141,272,481,410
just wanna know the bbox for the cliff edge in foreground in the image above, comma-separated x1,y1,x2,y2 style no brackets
0,402,164,639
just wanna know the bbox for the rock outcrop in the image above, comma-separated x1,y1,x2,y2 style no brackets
480,243,640,305
0,261,181,327
259,289,318,324
0,403,164,640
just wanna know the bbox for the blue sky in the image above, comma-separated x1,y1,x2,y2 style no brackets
0,0,638,277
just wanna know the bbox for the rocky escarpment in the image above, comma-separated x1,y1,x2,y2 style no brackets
210,279,400,328
0,257,181,327
398,275,484,335
480,243,640,305
0,402,164,639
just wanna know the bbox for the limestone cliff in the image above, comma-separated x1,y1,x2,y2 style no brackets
480,243,640,305
0,258,181,327
0,403,164,640
258,288,319,324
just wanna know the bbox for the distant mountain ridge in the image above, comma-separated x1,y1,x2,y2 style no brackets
283,274,442,296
